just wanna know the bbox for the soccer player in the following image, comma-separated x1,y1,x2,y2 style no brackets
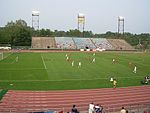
92,58,95,63
66,56,69,61
110,77,113,82
112,58,115,64
133,66,137,73
72,61,74,67
65,54,68,57
78,62,81,68
113,79,117,89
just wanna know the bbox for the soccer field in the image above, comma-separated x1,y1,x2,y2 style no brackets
0,51,149,90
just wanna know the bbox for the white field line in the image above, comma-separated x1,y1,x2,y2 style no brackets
0,76,144,82
0,68,45,71
41,54,47,69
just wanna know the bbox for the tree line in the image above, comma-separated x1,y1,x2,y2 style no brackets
0,19,150,49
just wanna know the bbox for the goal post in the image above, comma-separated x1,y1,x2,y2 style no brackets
0,52,3,60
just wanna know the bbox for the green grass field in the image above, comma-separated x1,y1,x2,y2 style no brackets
0,51,149,90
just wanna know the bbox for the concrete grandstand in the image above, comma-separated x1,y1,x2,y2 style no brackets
107,39,134,50
31,37,135,51
32,37,56,49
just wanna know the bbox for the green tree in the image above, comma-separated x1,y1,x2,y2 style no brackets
3,19,32,46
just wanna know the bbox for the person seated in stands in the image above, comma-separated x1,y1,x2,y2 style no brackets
120,107,126,113
94,104,103,113
71,104,79,113
143,111,147,113
94,104,100,113
89,102,94,113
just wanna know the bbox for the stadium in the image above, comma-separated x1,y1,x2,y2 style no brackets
0,1,150,112
0,36,150,113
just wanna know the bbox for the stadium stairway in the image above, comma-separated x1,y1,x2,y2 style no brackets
72,38,77,49
89,38,97,48
0,86,150,113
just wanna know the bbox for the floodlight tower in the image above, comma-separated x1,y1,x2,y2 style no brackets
32,10,40,30
118,16,124,34
77,13,85,37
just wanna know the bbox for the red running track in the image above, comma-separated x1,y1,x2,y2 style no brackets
0,85,150,113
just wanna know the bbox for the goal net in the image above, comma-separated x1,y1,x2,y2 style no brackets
0,51,13,61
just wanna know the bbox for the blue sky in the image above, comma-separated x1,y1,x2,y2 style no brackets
0,0,150,34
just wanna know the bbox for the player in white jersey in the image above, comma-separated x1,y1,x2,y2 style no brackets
92,58,95,63
78,62,81,68
72,61,74,67
133,66,137,73
66,56,69,61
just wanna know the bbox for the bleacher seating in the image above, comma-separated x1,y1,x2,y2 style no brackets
55,37,76,49
91,38,113,50
73,38,96,49
31,37,135,51
107,39,134,50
